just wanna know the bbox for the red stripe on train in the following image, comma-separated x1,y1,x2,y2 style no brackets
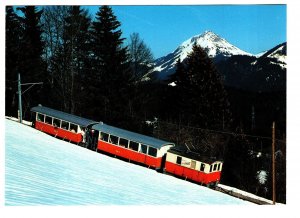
97,141,162,169
165,161,221,185
35,121,82,143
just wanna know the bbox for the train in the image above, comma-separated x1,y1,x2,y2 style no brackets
30,105,223,188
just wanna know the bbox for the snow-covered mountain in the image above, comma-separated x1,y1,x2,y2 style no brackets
255,50,268,58
216,42,286,92
149,30,252,80
260,42,286,69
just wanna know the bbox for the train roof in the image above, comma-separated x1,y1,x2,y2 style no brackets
91,123,175,149
31,105,96,127
168,147,222,164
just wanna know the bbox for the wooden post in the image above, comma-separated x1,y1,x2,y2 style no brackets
272,121,276,205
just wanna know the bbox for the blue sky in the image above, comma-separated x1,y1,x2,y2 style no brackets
86,5,286,58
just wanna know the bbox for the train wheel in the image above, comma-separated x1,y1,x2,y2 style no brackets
207,181,218,189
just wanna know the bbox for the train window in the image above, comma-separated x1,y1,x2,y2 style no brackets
191,160,196,169
100,132,109,142
148,147,157,157
79,126,85,133
176,156,182,165
129,141,139,151
210,165,213,172
140,144,148,154
109,135,119,145
53,118,61,128
45,116,53,125
213,164,217,171
217,163,221,171
61,121,69,130
200,163,205,172
37,113,44,122
70,123,78,133
119,138,128,148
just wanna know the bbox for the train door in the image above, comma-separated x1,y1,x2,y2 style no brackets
159,153,167,172
86,129,99,151
30,112,36,128
139,144,148,164
92,130,99,151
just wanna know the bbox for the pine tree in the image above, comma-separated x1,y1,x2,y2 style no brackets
168,58,188,86
18,6,45,82
183,43,231,129
5,6,22,116
17,6,46,118
167,59,190,121
89,6,132,123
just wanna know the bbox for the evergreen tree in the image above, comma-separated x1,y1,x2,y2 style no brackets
181,43,231,129
5,6,22,116
89,6,132,123
167,58,190,121
168,59,185,85
18,6,44,82
17,6,46,118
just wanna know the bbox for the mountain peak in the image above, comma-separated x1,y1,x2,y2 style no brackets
150,30,253,80
185,30,221,46
180,30,251,58
202,30,218,37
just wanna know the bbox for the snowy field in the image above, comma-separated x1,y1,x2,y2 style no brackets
5,119,253,206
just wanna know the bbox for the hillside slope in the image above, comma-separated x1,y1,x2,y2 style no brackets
5,119,253,205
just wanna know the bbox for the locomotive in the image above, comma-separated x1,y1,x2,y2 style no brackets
31,105,223,187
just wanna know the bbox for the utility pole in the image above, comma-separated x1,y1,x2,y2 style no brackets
18,73,22,123
272,121,276,205
17,73,43,123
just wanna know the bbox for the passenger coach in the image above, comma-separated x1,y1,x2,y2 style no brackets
90,123,175,170
165,147,223,187
30,105,223,187
31,105,96,144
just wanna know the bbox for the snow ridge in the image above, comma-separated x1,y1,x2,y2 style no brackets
266,44,286,68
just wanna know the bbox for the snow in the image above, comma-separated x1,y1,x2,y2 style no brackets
257,170,268,185
217,184,282,205
5,116,32,126
152,64,167,72
268,46,286,61
168,82,177,87
267,45,286,68
251,60,257,65
270,61,286,69
5,119,253,206
176,30,252,60
255,51,267,58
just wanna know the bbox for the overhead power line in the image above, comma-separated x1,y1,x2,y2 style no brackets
157,119,286,143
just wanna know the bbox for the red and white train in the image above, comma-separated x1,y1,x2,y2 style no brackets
31,105,223,187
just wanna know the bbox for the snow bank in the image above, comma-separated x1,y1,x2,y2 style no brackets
5,119,252,205
5,116,32,126
217,184,277,205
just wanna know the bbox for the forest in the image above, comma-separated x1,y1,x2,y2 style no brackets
5,6,286,203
